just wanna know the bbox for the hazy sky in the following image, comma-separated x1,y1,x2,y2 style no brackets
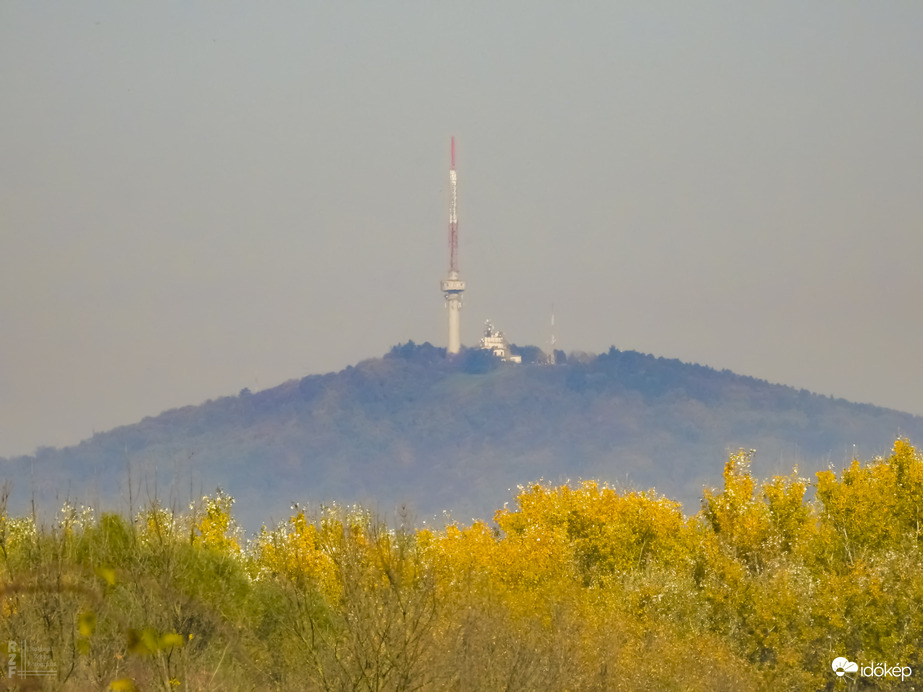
2,2,922,458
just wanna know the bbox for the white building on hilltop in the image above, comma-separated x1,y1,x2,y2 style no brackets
479,320,522,363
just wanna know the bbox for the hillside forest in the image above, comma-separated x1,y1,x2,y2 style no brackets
1,439,920,690
7,343,923,532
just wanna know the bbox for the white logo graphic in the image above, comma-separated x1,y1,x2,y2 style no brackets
832,656,912,682
831,657,858,677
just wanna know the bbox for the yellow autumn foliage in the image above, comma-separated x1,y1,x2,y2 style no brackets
256,510,341,600
1,440,921,690
192,489,240,554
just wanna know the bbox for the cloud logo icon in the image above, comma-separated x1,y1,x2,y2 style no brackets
832,657,859,677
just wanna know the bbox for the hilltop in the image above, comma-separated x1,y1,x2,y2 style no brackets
3,342,921,530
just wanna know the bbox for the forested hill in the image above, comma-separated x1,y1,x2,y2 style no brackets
4,343,922,531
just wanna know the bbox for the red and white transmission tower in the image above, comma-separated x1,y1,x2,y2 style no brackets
440,136,465,354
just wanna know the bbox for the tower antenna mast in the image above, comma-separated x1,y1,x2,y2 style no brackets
441,136,466,354
449,137,458,273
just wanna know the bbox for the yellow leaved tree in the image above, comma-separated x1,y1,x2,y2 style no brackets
191,489,240,555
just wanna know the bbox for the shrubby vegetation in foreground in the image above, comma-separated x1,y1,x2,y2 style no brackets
1,440,921,690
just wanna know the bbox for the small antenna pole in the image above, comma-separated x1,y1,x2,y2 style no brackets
549,305,557,365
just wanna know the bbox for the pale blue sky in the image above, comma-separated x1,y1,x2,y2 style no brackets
2,2,922,457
